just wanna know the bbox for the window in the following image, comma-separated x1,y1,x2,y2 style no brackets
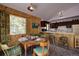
10,15,26,35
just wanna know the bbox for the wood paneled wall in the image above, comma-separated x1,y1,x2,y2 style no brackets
0,4,41,42
27,17,40,34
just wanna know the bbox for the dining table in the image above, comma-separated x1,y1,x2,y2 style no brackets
20,40,41,56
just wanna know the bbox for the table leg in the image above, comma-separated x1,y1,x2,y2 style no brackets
24,44,27,56
32,50,36,56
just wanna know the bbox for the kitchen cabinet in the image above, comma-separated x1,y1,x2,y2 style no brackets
75,35,79,48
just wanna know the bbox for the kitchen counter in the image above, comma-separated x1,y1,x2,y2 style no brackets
43,31,75,35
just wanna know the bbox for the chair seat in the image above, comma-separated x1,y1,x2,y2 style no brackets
34,47,48,56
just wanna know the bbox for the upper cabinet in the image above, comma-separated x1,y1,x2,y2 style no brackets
41,21,49,27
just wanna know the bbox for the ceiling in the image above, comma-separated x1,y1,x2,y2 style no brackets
1,3,79,21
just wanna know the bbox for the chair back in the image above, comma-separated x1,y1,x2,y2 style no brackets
0,43,22,56
40,41,48,47
0,43,9,55
40,41,48,55
49,34,56,45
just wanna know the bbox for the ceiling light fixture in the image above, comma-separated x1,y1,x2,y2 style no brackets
57,10,64,17
27,3,35,12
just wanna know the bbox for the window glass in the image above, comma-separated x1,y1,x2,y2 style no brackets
10,15,26,35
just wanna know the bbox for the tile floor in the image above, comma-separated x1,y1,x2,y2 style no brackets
0,45,79,56
49,45,79,56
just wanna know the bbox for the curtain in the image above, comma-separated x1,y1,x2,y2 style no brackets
0,11,10,44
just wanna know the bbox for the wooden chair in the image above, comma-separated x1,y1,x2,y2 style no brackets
0,43,22,56
33,39,49,56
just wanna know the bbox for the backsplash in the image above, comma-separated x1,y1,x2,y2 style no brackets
49,26,72,33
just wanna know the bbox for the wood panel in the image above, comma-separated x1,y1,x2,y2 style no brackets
0,4,39,19
27,17,41,34
0,4,41,43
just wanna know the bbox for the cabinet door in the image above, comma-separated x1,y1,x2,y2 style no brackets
75,35,79,48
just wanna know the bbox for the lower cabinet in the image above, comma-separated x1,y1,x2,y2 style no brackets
75,35,79,48
50,32,75,49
